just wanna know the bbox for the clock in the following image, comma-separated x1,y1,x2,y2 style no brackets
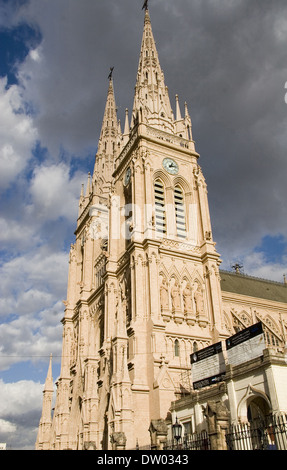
162,158,179,175
124,166,131,186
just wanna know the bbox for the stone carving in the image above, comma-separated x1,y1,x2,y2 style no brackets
158,272,210,325
160,278,169,310
171,280,181,311
110,432,127,450
149,419,168,450
83,441,97,450
183,282,193,313
119,270,131,325
203,401,230,450
120,277,127,314
194,285,204,316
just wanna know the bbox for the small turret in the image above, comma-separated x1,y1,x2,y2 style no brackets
35,354,54,450
123,108,130,145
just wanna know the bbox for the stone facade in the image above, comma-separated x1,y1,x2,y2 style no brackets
36,8,287,451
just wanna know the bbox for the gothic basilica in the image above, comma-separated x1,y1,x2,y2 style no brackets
36,6,287,450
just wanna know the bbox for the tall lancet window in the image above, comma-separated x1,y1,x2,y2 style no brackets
154,179,166,234
174,185,186,238
174,339,180,357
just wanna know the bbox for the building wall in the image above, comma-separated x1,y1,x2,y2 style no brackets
170,349,287,439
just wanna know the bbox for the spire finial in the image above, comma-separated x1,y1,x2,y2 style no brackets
108,67,114,81
142,0,149,11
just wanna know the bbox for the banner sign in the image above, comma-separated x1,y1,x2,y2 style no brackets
226,322,265,367
190,342,226,390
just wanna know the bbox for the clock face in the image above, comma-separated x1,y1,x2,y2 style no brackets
124,166,131,186
162,158,179,175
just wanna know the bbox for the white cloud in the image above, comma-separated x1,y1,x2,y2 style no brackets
28,162,85,222
0,77,38,190
29,46,43,63
0,248,69,316
0,379,43,417
0,419,17,434
0,217,40,247
0,303,63,372
243,251,287,283
0,379,44,449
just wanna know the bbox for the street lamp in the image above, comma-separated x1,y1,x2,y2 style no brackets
172,417,182,445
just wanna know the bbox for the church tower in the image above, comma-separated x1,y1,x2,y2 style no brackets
36,6,227,450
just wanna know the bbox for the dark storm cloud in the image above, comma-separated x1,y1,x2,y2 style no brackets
150,0,287,269
16,0,287,275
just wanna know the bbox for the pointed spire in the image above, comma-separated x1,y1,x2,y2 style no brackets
123,108,130,145
85,172,91,197
36,354,54,449
97,77,119,156
124,108,129,135
93,74,122,193
184,101,193,142
44,354,54,392
175,94,182,121
117,119,122,135
132,6,174,133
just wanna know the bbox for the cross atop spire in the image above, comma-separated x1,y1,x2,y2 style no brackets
142,0,149,11
108,67,114,81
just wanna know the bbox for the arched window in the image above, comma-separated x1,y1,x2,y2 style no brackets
174,185,186,238
154,180,166,234
174,339,180,357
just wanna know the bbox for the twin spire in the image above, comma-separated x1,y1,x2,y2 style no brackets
83,6,193,205
102,6,192,142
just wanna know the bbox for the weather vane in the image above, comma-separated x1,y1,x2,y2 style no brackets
108,67,114,80
142,0,149,11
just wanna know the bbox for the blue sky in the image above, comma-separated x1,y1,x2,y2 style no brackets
0,0,287,449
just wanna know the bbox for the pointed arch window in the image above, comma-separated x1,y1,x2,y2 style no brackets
174,339,180,357
154,179,166,234
174,185,186,238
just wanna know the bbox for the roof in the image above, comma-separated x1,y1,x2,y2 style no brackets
220,270,287,304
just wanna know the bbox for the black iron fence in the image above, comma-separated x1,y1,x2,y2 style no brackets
163,430,211,450
226,414,287,451
135,414,287,451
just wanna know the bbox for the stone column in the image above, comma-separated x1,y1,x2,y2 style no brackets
149,419,168,450
203,401,230,451
110,432,127,451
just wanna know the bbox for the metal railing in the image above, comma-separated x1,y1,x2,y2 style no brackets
164,431,211,450
134,414,287,451
226,414,287,451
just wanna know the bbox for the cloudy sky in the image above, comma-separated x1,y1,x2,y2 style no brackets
0,0,287,449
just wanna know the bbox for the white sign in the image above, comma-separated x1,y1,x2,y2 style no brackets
191,342,226,390
226,322,265,367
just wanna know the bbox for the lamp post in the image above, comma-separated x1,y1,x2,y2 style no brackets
172,417,182,448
